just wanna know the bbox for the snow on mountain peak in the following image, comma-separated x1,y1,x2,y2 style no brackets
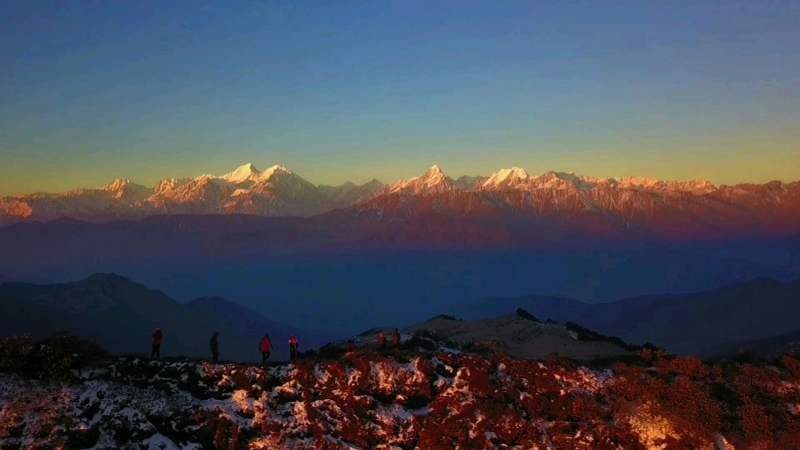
426,165,444,176
153,178,191,195
669,179,717,194
389,165,455,195
259,164,292,181
223,163,261,183
616,176,717,193
481,167,530,189
420,165,449,186
527,171,594,190
104,178,132,191
219,163,295,185
102,178,151,200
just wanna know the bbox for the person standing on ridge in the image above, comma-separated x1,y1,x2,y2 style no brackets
259,333,272,365
392,328,401,348
151,328,163,359
210,331,220,363
378,330,386,350
289,335,299,361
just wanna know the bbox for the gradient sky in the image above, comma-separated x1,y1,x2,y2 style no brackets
1,1,799,195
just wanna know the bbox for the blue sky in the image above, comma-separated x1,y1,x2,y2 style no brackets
1,0,799,194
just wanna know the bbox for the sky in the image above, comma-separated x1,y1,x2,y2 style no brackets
1,0,799,195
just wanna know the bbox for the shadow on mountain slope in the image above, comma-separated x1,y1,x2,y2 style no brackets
0,274,328,361
464,277,800,356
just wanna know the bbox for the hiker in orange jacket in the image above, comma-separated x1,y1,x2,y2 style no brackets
259,333,272,365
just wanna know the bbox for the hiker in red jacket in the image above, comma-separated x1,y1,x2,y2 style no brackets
289,335,299,361
259,333,272,365
392,328,401,348
151,328,163,359
377,330,386,350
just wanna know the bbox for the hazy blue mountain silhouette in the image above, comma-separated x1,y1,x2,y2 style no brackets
0,217,798,335
464,277,800,356
0,274,326,361
712,328,800,359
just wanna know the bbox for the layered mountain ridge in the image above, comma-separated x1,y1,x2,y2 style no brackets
0,163,386,223
339,165,800,244
461,277,800,356
2,163,799,243
0,273,329,361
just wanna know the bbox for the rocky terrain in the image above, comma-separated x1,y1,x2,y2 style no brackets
2,333,800,449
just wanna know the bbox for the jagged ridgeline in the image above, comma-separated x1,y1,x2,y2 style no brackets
2,163,798,245
2,332,800,448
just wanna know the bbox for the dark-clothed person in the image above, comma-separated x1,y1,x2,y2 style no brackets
210,332,220,363
151,328,163,359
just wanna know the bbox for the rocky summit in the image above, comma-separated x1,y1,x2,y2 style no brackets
2,335,800,449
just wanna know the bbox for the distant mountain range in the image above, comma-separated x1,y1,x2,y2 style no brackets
1,165,798,337
0,163,385,224
0,217,798,335
338,165,800,244
461,277,800,356
2,163,798,243
714,328,800,359
5,273,800,359
0,274,328,361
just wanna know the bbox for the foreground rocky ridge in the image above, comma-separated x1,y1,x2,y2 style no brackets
2,336,800,449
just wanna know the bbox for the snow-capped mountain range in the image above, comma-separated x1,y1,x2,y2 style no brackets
1,163,799,242
341,164,800,242
0,163,385,223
